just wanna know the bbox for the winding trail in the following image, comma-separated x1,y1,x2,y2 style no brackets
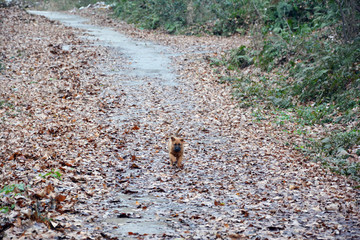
29,11,360,239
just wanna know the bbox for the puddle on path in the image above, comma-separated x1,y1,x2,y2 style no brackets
28,11,177,84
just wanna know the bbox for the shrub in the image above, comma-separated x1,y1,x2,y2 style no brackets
30,0,99,10
312,130,360,181
228,45,253,69
112,0,265,35
291,39,360,107
113,0,187,32
215,0,359,181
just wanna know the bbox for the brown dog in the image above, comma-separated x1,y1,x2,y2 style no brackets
168,129,184,168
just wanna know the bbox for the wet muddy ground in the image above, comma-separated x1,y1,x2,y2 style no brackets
3,9,359,239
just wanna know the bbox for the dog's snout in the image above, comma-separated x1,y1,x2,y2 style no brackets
174,145,181,152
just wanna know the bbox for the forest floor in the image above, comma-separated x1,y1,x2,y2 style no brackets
1,6,359,240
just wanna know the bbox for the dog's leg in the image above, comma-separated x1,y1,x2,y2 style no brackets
169,154,177,167
177,156,183,168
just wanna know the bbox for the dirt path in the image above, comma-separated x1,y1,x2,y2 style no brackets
1,7,359,240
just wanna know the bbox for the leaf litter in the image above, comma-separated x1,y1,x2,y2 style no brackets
1,5,359,240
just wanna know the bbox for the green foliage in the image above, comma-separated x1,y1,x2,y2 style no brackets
224,72,291,109
75,0,99,8
312,130,360,182
207,0,253,36
257,36,290,71
292,39,360,106
0,183,26,194
31,0,99,11
0,205,14,213
113,0,187,32
318,130,360,157
0,183,27,214
225,0,359,120
112,0,360,38
39,169,62,180
228,46,253,69
296,104,335,125
112,0,265,35
232,76,267,107
262,1,338,34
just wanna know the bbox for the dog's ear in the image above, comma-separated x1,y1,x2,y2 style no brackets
171,137,175,142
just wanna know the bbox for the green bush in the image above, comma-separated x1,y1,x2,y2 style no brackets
29,0,100,10
228,45,253,69
112,0,265,35
320,130,360,157
291,39,360,107
113,0,187,32
228,0,360,117
313,130,360,181
257,35,291,71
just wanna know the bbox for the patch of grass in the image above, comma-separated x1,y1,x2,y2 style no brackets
228,73,293,110
295,104,335,125
319,157,360,183
274,111,294,126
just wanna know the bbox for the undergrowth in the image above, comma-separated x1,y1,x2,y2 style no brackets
111,0,260,35
25,0,100,10
313,130,360,182
209,0,360,182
